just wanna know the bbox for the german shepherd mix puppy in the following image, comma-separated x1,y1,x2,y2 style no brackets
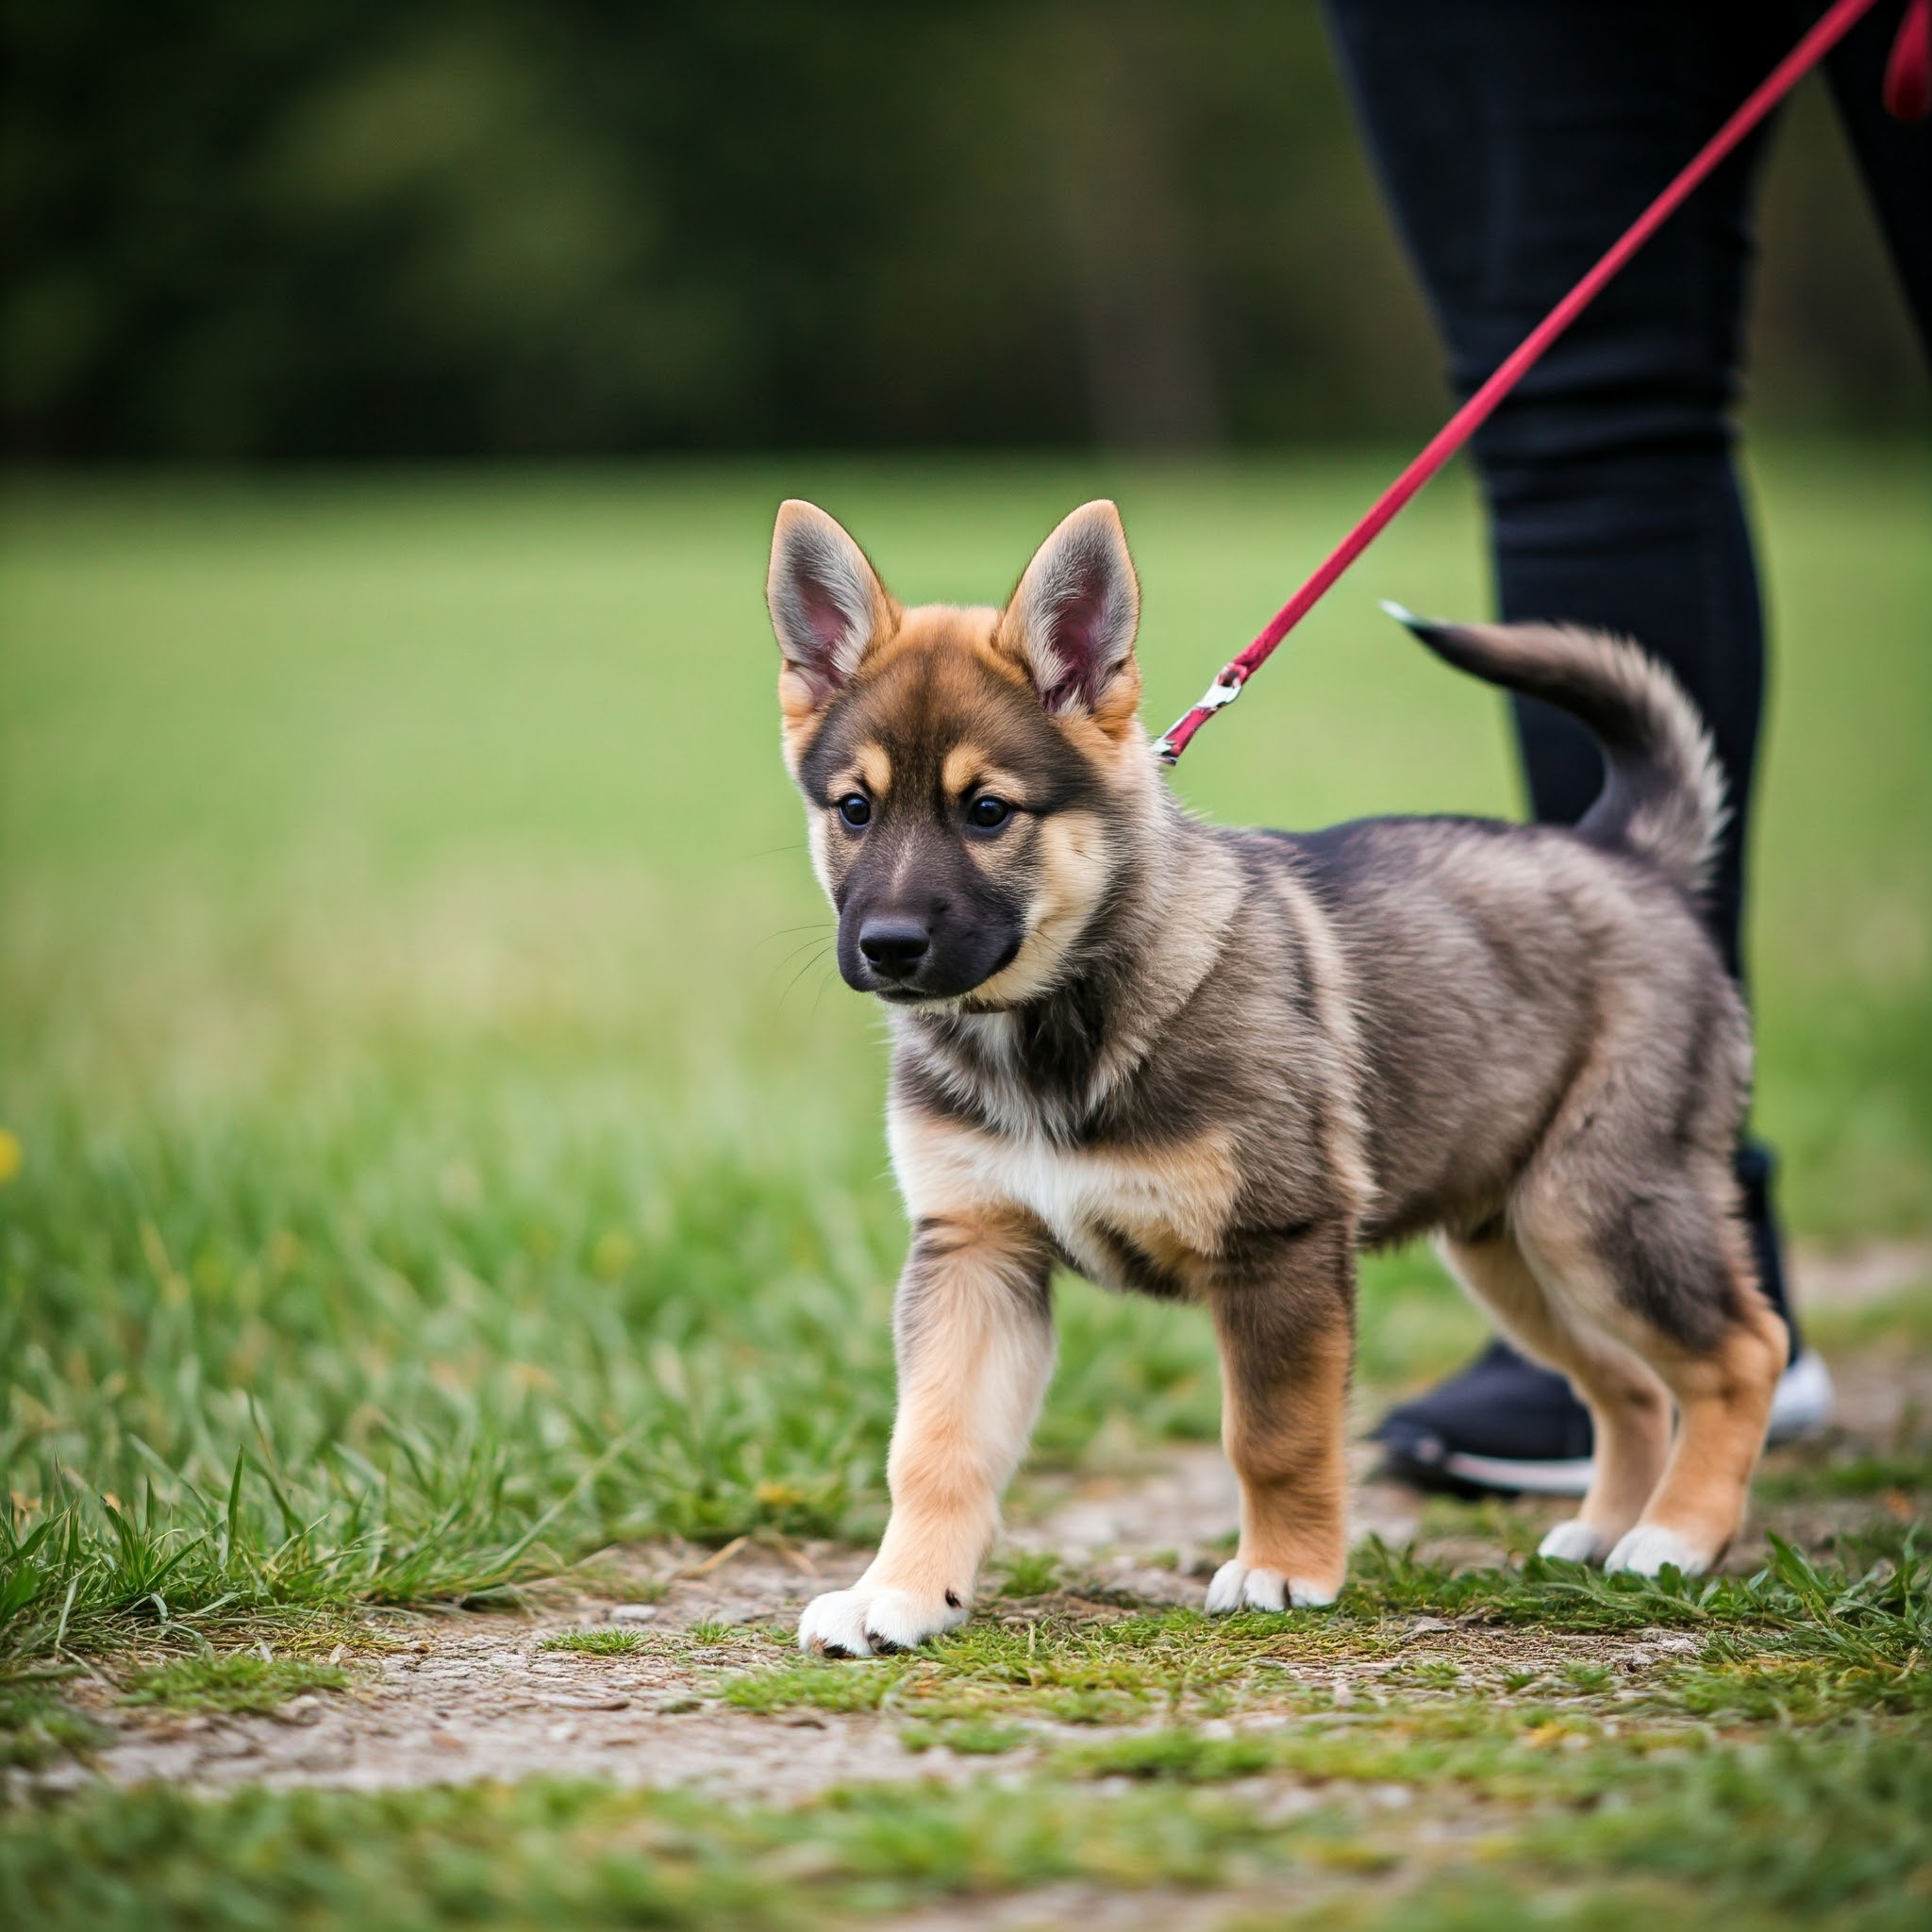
767,498,1788,1658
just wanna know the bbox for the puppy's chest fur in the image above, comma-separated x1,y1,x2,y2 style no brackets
883,850,1366,1295
888,1009,1253,1295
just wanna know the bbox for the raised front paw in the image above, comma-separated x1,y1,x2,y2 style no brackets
797,1585,968,1658
1204,1558,1339,1614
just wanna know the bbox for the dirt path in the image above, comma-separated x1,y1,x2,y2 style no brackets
50,1460,1637,1805
32,1243,1930,1806
41,1440,1406,1803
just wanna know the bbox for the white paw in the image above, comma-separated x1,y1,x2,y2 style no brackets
1606,1524,1710,1578
1203,1560,1338,1615
1538,1518,1615,1564
796,1585,966,1658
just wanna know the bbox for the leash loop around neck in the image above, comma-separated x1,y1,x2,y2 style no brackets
1152,0,1904,768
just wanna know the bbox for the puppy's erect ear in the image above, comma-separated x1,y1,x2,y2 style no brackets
998,501,1141,725
767,500,898,720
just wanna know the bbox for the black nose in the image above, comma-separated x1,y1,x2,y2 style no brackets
858,917,930,978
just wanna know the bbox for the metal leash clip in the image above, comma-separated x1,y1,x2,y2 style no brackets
1150,663,1248,765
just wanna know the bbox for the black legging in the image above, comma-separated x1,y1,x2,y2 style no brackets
1322,0,1929,1337
1324,0,1930,987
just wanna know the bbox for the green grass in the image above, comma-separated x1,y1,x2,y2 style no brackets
0,1682,106,1771
6,1539,1924,1926
712,1535,1931,1747
3,1721,1926,1931
117,1652,350,1717
992,1550,1063,1597
0,456,1926,1917
6,1777,1308,1930
539,1627,648,1657
1806,1280,1932,1354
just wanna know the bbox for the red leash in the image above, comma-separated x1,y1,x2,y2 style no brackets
1153,0,1925,766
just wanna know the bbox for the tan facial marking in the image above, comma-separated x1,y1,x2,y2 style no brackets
968,808,1113,1007
940,744,1027,805
940,745,984,797
818,742,893,808
858,742,892,797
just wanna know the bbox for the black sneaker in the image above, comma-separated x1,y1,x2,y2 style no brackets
1374,1340,1595,1497
1373,1339,1836,1497
1372,1141,1833,1498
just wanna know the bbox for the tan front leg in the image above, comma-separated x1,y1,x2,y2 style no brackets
798,1212,1055,1657
1204,1224,1355,1613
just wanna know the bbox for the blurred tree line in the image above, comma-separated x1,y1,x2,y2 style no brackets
3,0,1922,459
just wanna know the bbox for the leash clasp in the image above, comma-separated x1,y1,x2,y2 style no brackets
1150,661,1249,765
1198,661,1251,711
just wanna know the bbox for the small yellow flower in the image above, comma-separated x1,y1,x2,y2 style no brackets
754,1480,810,1510
0,1128,21,1183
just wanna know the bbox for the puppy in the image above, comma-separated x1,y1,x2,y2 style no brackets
767,498,1787,1658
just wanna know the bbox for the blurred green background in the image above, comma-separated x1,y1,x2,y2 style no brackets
3,0,1925,458
0,4,1926,1634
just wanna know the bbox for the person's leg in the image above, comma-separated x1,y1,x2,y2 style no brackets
1325,0,1780,963
1821,0,1932,357
1466,5,1799,1368
1500,0,1930,943
1322,0,1828,1490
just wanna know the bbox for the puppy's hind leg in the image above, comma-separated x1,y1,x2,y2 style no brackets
1606,1202,1786,1579
1523,1170,1786,1578
1439,1226,1672,1566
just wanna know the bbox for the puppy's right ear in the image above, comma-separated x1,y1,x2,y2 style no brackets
767,501,898,724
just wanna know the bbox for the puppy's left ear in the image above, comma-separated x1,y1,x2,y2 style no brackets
999,501,1141,726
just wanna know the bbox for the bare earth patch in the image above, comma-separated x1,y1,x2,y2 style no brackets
25,1434,1656,1803
53,1535,1709,1805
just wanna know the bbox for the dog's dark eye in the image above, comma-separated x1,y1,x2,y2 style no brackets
838,793,872,828
966,795,1011,830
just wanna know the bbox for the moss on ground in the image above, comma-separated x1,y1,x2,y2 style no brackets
0,1683,107,1771
117,1654,351,1717
538,1627,649,1657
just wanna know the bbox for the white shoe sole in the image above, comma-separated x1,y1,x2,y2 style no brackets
1766,1349,1835,1441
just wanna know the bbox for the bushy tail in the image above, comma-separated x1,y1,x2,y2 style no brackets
1385,606,1727,897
